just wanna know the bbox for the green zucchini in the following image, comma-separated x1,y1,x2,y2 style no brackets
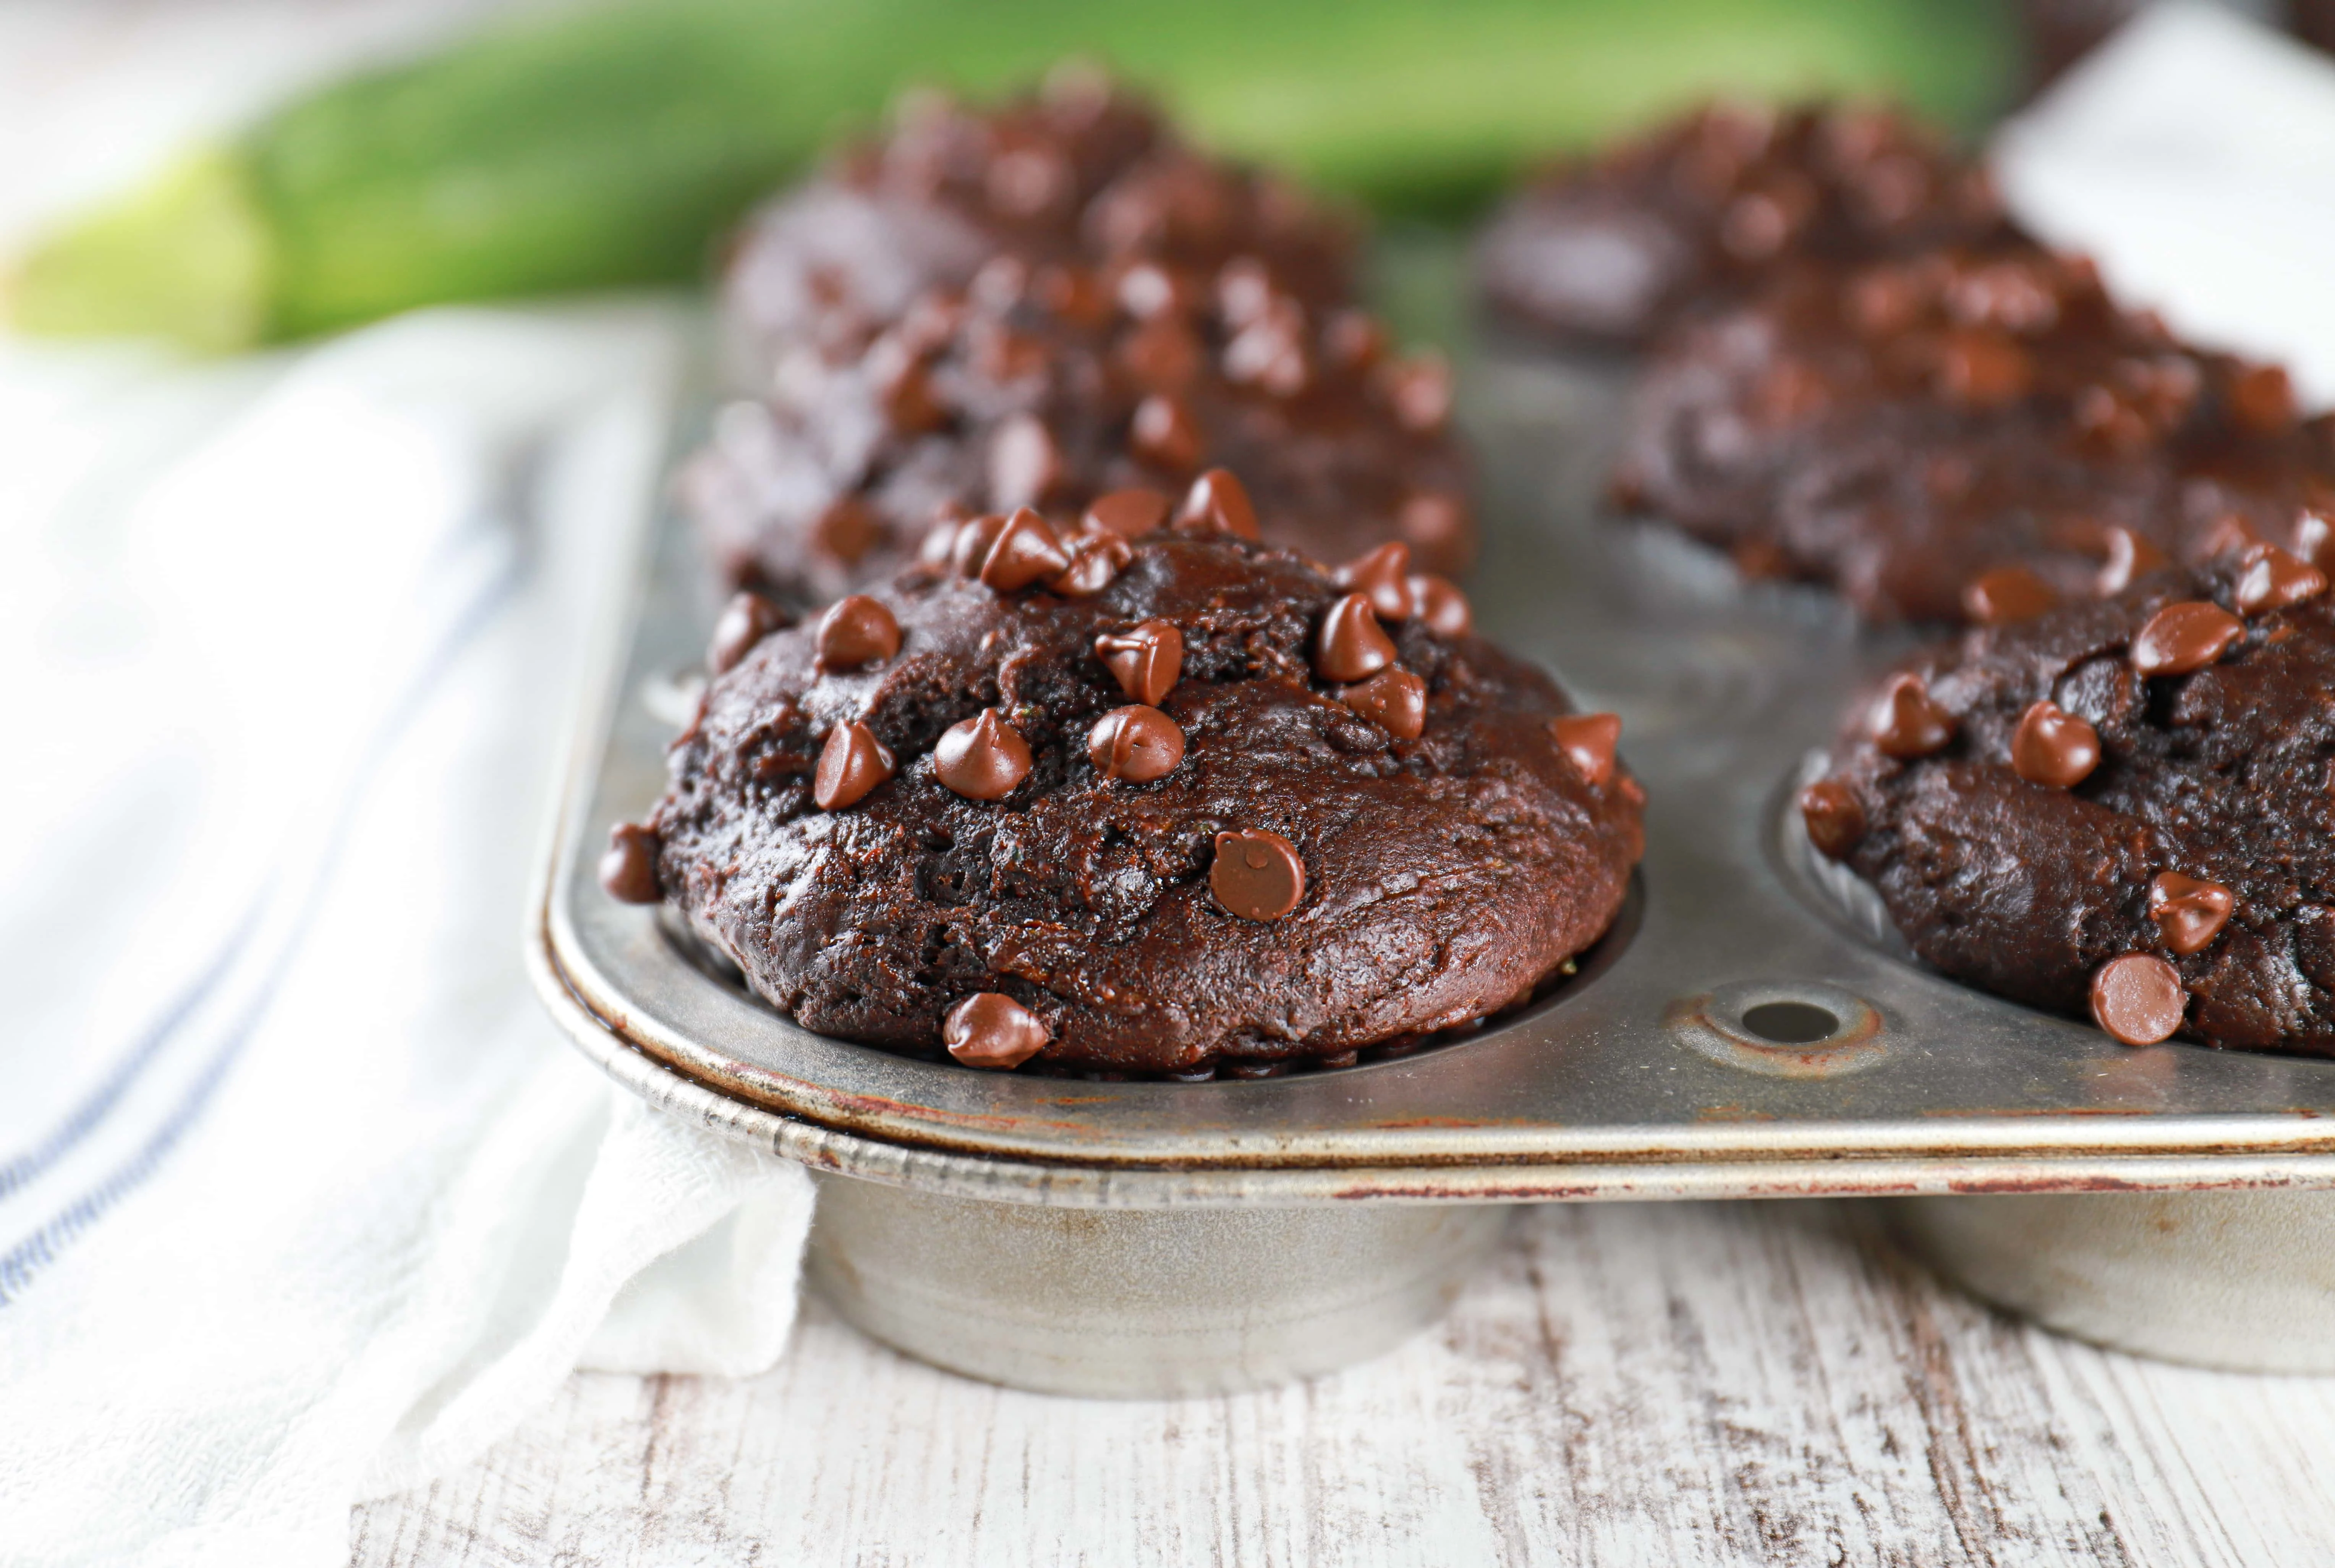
6,0,2016,351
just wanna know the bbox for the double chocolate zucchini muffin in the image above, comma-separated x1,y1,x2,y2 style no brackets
605,492,1641,1076
1802,546,2335,1053
680,240,1471,606
720,72,1354,378
1476,101,2013,350
1613,243,2335,623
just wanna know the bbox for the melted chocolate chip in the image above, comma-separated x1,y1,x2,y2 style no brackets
2089,953,2186,1045
2149,871,2234,957
1550,712,1622,789
814,594,902,671
1315,592,1396,683
978,508,1073,591
598,822,662,904
2010,699,2100,789
1048,527,1132,595
934,708,1033,799
1083,487,1170,539
1210,829,1306,921
1868,673,1954,758
2131,600,2244,676
1088,704,1185,782
815,720,897,810
2235,544,2328,616
1799,778,1864,859
989,412,1063,510
2097,527,2171,595
951,513,1008,577
1334,540,1415,620
1131,393,1203,471
1095,618,1183,705
1178,468,1261,539
942,992,1050,1070
708,592,787,676
1341,666,1427,740
1961,565,2056,626
1385,354,1453,432
1407,574,1473,637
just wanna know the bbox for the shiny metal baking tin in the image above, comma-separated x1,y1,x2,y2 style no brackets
530,341,2335,1390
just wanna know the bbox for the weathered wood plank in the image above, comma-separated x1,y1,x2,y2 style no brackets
350,1201,2335,1566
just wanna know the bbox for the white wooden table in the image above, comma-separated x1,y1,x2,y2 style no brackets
349,1200,2335,1565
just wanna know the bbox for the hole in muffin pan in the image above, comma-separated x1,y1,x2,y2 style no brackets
652,876,1642,1083
1740,1000,1843,1045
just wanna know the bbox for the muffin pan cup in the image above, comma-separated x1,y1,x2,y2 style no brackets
531,342,2335,1392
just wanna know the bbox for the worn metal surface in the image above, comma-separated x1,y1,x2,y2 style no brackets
805,1176,1512,1396
1884,1189,2335,1372
531,344,2335,1202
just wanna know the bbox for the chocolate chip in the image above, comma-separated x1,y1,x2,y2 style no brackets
1869,673,1954,759
814,594,901,671
1131,394,1203,472
1117,314,1203,390
598,822,662,904
1937,330,2033,408
1084,488,1170,539
1049,527,1132,596
942,992,1049,1070
1334,541,1415,620
934,708,1033,800
1177,468,1260,540
815,720,896,810
978,508,1073,592
1088,704,1185,782
1385,354,1453,432
810,497,881,565
950,513,1007,577
1096,618,1184,705
2097,527,2171,595
2198,512,2259,561
2149,872,2234,956
2235,544,2327,616
1210,829,1305,921
1406,574,1473,637
708,591,786,676
1323,310,1385,370
1798,779,1864,859
1341,667,1426,741
1550,712,1622,789
2089,953,2186,1046
1316,592,1396,683
2131,601,2244,676
1399,493,1470,561
2294,507,2335,575
2230,363,2296,434
1961,565,2055,626
988,413,1062,511
2010,700,2100,789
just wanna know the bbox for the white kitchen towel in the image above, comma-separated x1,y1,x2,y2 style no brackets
0,304,814,1568
1993,2,2335,403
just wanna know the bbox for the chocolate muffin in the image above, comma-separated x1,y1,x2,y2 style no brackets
678,246,1472,605
720,71,1355,377
1476,101,2014,350
1615,243,2335,623
1801,547,2335,1053
604,503,1642,1076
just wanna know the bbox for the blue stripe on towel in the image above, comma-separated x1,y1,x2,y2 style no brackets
0,554,524,1307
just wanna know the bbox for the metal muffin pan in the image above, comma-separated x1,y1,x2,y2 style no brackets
531,341,2335,1391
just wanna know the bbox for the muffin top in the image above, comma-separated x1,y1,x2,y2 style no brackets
613,499,1642,1076
1616,243,2335,623
1476,100,2013,348
680,243,1473,605
1803,552,2335,1053
719,72,1355,377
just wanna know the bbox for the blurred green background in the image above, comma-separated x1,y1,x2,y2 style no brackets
8,0,2025,353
